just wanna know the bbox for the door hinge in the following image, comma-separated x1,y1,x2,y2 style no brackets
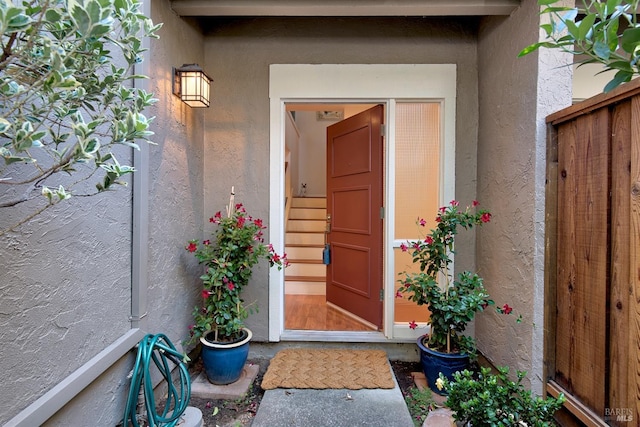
380,124,386,137
380,289,384,301
380,207,384,219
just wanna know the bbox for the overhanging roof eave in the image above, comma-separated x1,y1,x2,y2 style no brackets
170,0,521,17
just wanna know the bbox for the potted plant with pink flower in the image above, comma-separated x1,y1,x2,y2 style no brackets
185,190,287,384
398,200,518,394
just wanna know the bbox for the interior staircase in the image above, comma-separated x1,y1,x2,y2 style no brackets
285,197,327,295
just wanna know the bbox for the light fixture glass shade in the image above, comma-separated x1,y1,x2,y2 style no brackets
173,64,212,108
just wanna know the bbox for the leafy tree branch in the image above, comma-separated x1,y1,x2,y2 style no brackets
521,0,640,92
0,0,162,235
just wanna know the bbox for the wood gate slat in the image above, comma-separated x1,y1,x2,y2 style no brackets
629,96,640,424
556,110,609,414
556,119,577,391
609,101,631,426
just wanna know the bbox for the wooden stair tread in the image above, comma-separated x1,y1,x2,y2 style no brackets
288,259,324,264
285,276,326,282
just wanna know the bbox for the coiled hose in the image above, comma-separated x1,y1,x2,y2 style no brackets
122,333,191,427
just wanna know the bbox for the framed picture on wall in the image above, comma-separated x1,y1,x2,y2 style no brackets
316,110,344,121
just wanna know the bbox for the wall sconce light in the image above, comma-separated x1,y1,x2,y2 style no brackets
172,64,213,108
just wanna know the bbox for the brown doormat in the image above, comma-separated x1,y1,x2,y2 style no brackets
261,348,395,390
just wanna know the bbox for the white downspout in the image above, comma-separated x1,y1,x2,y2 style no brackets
130,0,151,331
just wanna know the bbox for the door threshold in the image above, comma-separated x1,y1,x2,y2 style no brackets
326,301,378,331
281,330,389,342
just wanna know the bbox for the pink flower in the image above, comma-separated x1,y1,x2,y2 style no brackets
481,212,492,223
187,242,197,252
237,216,246,228
450,200,459,207
473,200,479,207
203,240,210,245
419,218,426,227
412,242,420,250
439,206,447,213
395,290,403,299
210,211,222,223
409,320,418,330
254,218,264,228
201,290,212,299
425,236,433,245
400,243,408,252
501,303,513,315
227,282,235,291
435,216,441,223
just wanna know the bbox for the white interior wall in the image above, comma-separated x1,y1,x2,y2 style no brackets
294,111,332,197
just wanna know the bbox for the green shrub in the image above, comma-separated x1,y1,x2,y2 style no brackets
440,366,565,426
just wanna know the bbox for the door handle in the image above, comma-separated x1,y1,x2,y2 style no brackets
326,214,331,233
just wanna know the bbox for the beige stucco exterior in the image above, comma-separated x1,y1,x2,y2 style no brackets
0,0,573,424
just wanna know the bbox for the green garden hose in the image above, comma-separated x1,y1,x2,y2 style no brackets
122,333,191,427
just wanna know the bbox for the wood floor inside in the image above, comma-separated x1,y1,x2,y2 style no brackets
284,294,376,331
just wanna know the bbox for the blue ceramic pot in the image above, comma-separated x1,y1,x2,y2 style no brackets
200,328,252,385
417,335,469,395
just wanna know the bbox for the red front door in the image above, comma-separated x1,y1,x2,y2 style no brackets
325,105,384,328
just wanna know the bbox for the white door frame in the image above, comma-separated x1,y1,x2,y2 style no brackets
268,64,457,342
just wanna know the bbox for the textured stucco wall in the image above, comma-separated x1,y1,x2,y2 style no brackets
475,0,571,394
0,188,133,425
201,17,480,340
0,0,205,424
0,91,133,426
144,0,206,352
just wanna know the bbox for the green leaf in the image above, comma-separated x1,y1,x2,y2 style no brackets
4,155,34,165
606,0,620,13
605,18,620,51
0,118,11,134
604,70,633,92
621,27,640,54
593,40,611,60
518,42,543,57
69,0,92,36
578,14,597,41
44,8,62,22
607,60,633,72
565,19,579,39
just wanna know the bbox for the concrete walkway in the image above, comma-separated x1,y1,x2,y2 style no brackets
190,363,456,427
251,377,414,427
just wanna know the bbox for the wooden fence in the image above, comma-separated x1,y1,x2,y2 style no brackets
545,79,640,426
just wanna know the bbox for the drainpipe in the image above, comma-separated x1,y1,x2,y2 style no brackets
130,0,151,331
